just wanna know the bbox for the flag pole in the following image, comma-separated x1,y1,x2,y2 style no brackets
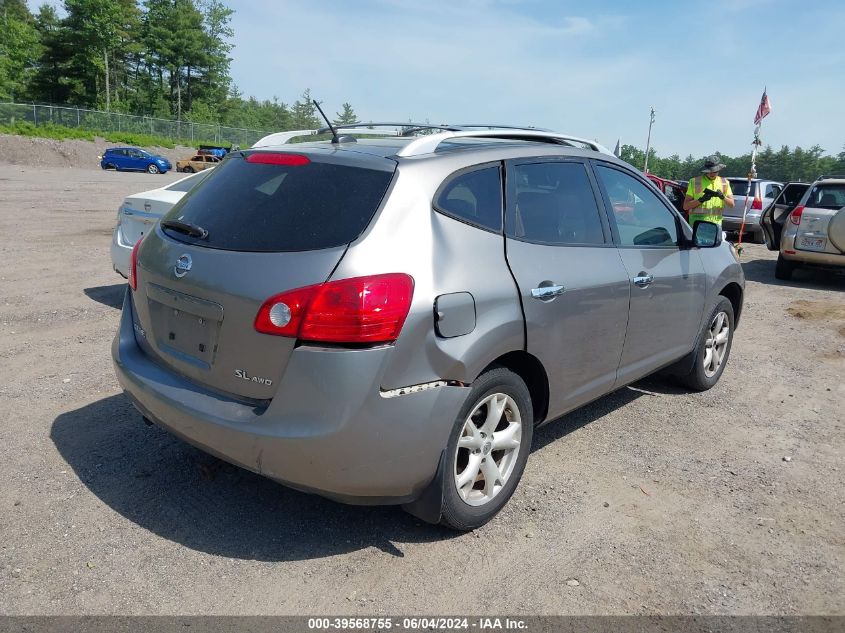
643,107,655,173
736,127,760,251
737,88,770,253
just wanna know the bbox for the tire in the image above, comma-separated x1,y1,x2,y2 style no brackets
147,163,159,174
677,297,735,392
775,254,794,281
183,166,194,173
440,367,533,531
103,163,116,171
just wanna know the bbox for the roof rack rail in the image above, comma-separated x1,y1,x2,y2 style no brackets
252,123,613,155
320,122,464,134
396,129,612,157
817,174,845,180
252,127,415,147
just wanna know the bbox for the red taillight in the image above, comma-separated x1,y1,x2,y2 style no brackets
246,153,310,166
789,205,805,225
751,196,763,210
255,274,415,344
128,237,143,291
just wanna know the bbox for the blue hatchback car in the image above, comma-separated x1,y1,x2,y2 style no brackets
100,147,172,174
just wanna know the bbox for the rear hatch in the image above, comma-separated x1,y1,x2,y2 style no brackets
794,182,845,255
130,148,396,400
119,171,212,245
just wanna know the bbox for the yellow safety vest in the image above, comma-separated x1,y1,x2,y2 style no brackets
687,175,731,225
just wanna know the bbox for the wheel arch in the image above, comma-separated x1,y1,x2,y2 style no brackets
479,350,549,425
719,282,743,327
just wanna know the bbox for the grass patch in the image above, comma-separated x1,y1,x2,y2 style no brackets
0,121,200,150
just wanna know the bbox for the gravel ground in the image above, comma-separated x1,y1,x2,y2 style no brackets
0,161,843,616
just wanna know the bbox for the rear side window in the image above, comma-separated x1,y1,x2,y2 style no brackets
806,184,845,209
162,153,395,252
508,162,605,245
434,165,502,232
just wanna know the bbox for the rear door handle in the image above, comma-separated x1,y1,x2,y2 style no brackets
531,284,565,301
633,273,654,288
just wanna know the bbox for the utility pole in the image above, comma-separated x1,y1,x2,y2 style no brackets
643,107,655,173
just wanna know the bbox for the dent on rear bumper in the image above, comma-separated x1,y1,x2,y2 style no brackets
111,289,469,504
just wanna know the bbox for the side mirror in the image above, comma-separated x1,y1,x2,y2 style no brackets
692,221,722,248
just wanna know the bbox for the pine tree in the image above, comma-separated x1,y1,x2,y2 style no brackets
334,102,357,125
0,0,42,100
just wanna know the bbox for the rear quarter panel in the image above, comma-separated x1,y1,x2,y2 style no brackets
331,162,525,390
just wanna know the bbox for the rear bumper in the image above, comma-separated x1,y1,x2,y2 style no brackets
722,213,763,234
111,227,131,277
112,289,469,504
781,233,845,268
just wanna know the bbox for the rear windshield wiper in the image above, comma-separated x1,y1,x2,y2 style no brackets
161,219,209,239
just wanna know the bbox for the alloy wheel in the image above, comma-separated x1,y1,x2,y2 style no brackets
453,392,523,507
703,311,730,378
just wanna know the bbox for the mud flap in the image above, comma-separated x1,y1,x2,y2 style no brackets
402,449,447,524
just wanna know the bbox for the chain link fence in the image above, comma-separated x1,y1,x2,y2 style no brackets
0,102,272,147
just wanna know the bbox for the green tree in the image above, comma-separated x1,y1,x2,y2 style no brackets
63,0,141,110
0,0,41,100
334,102,357,125
290,89,319,129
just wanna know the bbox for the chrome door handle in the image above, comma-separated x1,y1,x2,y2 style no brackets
531,284,565,301
633,273,654,288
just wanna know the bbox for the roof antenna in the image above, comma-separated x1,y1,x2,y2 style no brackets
312,99,343,144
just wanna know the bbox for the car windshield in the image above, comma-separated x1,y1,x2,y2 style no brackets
806,184,845,209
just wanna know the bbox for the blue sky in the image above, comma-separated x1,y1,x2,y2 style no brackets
228,0,844,158
29,0,845,158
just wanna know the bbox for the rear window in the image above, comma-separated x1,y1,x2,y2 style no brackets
728,179,756,197
161,152,395,252
805,184,845,209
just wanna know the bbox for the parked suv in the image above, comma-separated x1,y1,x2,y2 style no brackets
722,177,783,242
100,147,172,174
761,176,845,279
112,125,745,530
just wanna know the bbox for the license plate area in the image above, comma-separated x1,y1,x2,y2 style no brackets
797,235,827,252
146,283,223,368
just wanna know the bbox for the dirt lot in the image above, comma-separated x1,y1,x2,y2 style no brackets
0,159,843,616
0,133,194,169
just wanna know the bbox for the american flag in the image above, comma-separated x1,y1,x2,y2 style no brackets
754,89,771,125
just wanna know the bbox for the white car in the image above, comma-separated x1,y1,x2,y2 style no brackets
111,169,212,277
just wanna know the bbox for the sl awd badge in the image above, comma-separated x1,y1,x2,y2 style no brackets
234,369,273,386
174,253,192,278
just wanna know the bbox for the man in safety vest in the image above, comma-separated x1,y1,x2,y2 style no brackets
683,155,735,228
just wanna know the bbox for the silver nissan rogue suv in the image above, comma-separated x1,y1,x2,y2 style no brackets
113,125,745,530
